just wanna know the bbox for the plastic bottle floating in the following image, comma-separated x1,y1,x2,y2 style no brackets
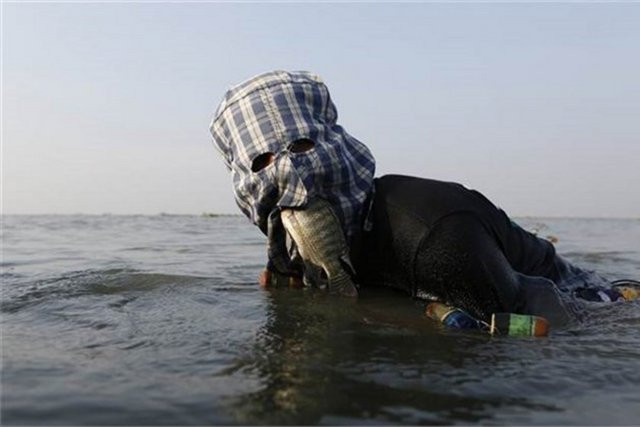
425,302,489,332
426,302,550,337
490,313,549,337
572,280,640,302
611,279,640,302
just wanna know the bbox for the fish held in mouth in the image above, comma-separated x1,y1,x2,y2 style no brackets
281,199,359,297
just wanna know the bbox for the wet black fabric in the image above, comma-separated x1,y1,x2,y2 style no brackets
352,175,575,323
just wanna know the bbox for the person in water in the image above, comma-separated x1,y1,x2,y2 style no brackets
209,70,636,329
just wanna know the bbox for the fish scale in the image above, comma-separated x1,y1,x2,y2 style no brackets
281,199,358,297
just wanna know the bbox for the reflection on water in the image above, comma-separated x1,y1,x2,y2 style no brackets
2,215,639,425
225,286,635,425
227,287,494,424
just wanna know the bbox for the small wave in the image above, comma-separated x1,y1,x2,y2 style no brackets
563,250,635,262
1,269,216,314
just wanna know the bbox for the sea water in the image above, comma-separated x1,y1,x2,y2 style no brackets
2,215,639,425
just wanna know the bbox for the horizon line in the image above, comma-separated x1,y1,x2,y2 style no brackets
1,213,639,221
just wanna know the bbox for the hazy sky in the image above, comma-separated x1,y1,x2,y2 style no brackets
3,2,639,217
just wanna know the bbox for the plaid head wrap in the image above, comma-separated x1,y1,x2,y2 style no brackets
210,70,376,273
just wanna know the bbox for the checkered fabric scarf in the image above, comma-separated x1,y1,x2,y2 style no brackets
210,70,376,274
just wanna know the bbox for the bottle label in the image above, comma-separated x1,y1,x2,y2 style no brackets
507,314,534,336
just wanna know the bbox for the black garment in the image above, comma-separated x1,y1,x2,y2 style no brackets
352,175,583,324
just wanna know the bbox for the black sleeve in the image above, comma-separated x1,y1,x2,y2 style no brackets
352,175,575,322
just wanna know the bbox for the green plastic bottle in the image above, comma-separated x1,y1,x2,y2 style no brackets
490,313,549,337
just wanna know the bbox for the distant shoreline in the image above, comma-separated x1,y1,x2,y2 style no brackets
1,213,638,220
0,213,243,218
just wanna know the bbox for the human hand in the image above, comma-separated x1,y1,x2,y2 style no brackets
258,268,303,289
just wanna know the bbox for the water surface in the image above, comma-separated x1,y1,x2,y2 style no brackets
2,215,639,425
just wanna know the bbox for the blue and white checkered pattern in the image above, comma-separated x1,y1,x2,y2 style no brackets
210,70,376,273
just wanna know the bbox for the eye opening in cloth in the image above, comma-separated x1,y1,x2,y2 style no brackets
288,138,315,153
251,152,275,172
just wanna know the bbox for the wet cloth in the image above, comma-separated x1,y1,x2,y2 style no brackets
352,175,605,324
210,71,375,273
